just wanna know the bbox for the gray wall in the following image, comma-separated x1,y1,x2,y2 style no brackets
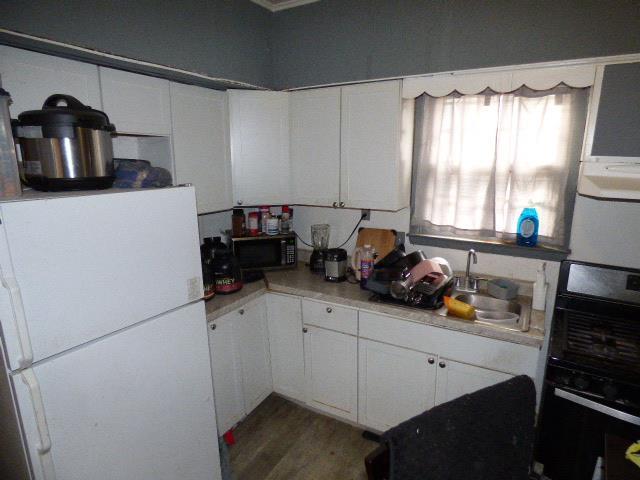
1,0,272,87
271,0,640,89
4,1,640,89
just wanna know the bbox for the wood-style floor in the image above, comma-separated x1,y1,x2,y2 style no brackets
229,394,378,480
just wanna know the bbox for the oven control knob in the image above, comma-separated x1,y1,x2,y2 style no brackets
602,382,618,401
573,376,590,390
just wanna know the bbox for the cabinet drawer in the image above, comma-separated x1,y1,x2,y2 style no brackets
302,299,357,335
359,310,539,377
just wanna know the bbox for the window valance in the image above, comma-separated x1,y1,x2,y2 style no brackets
402,64,596,99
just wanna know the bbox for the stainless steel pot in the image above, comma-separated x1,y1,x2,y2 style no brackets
14,94,115,191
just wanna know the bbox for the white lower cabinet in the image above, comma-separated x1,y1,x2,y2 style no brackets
211,294,538,436
434,358,513,406
208,297,272,434
208,309,245,435
358,339,437,432
303,325,358,422
266,294,305,402
235,297,273,413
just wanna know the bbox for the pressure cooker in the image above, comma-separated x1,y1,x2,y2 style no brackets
13,94,116,191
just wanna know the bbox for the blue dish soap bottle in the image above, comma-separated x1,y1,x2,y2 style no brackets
516,208,539,247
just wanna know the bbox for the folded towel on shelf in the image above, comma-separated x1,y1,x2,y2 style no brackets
114,159,172,189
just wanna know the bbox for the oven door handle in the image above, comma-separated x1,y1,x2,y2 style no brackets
554,388,640,426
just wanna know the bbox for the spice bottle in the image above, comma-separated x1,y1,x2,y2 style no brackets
259,206,270,235
281,205,291,233
248,212,259,236
232,208,245,237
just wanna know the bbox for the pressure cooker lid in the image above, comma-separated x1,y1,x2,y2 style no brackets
17,94,115,131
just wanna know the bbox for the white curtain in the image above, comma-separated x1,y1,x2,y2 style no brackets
410,85,589,248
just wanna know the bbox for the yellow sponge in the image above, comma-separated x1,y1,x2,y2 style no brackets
444,296,476,321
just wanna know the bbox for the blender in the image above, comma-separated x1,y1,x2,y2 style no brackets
309,224,330,272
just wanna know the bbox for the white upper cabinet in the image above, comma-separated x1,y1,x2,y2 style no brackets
228,90,290,206
171,83,231,213
340,80,409,210
289,87,341,206
99,67,171,135
0,46,101,116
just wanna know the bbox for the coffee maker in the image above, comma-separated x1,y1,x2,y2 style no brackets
309,224,330,272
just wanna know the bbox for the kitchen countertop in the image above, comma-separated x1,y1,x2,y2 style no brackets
205,264,545,348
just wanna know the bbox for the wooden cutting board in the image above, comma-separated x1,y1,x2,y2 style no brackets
355,228,397,262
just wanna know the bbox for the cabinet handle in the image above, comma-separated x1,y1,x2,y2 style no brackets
439,361,446,368
332,202,337,208
302,327,308,333
237,200,243,205
326,307,332,313
239,309,244,315
210,323,217,331
339,202,345,208
428,357,435,364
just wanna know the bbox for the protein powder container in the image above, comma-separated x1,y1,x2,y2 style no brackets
211,241,243,294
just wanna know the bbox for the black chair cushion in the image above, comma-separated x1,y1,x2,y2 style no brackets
381,375,536,480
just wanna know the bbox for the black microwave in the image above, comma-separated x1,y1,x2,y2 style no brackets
231,233,297,271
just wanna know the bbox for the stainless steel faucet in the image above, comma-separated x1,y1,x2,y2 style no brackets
455,249,480,293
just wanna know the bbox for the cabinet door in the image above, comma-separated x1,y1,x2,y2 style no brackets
304,325,358,422
340,80,404,210
359,339,436,432
208,311,245,435
99,67,171,135
290,88,341,206
0,46,101,116
171,83,232,213
435,358,513,406
266,294,305,402
235,297,273,413
228,90,290,206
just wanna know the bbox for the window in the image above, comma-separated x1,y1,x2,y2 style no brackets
410,84,589,250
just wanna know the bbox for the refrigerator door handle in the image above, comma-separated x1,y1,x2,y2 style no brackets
1,276,34,368
22,369,56,479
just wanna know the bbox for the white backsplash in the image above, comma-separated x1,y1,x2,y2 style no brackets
291,205,557,283
197,210,231,243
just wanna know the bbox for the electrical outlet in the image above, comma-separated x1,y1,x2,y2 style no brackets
361,209,371,221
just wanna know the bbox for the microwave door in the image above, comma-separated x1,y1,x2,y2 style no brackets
235,240,281,269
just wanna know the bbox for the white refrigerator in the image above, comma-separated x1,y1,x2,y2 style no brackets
0,186,221,480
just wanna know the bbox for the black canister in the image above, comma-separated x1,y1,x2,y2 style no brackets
210,239,243,294
324,248,347,282
200,237,219,297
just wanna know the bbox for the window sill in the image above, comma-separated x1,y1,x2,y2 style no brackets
408,233,570,262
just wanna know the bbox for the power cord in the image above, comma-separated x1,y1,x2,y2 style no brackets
294,231,314,248
337,213,366,248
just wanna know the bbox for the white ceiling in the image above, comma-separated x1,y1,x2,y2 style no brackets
250,0,320,12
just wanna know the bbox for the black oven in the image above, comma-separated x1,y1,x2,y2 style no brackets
231,233,297,271
536,261,640,479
